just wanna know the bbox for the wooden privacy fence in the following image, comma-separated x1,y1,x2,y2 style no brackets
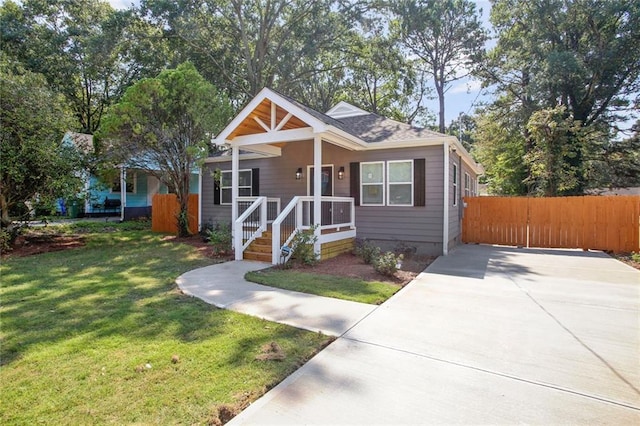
151,194,199,235
462,196,640,253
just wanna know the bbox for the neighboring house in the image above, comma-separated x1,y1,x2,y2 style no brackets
62,132,199,221
201,88,482,264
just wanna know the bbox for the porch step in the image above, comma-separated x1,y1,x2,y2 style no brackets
243,229,273,262
243,251,272,262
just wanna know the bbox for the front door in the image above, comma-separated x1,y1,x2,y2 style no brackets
308,166,333,226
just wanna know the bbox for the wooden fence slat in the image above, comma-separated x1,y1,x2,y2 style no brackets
151,194,199,234
462,195,640,253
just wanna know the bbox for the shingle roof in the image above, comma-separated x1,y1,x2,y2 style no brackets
271,89,447,144
337,114,447,143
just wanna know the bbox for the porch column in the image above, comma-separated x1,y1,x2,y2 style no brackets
313,135,322,256
231,145,239,225
120,166,126,222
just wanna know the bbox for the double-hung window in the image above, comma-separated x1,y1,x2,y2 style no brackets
220,169,252,204
387,160,413,206
360,162,385,206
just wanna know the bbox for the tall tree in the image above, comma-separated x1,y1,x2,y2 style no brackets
478,0,640,194
394,0,487,132
0,58,85,231
141,0,360,104
340,29,430,124
0,0,162,135
98,63,233,237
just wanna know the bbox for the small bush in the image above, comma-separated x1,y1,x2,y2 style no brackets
353,239,380,265
632,252,640,263
373,251,404,277
200,220,214,242
290,226,318,266
207,222,232,254
0,229,13,254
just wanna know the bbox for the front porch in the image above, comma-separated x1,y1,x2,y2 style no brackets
234,196,356,264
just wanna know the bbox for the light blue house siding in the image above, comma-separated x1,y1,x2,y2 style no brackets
86,170,199,219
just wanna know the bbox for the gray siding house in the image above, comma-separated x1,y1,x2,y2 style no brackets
200,88,482,264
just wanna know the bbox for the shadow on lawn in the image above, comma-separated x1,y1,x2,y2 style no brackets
1,233,234,366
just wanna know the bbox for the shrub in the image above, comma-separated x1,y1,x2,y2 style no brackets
290,226,318,266
632,252,640,263
200,220,214,242
373,251,404,277
353,239,380,265
207,222,232,254
0,229,13,254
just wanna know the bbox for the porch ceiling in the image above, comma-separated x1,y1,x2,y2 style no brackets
228,99,309,139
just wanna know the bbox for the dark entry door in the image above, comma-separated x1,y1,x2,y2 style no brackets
309,166,333,225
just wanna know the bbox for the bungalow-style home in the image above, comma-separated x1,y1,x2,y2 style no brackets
62,132,199,221
200,88,482,264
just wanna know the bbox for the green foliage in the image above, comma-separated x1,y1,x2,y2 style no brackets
206,222,232,255
373,252,404,277
290,227,318,266
0,57,85,227
477,0,640,194
354,239,381,265
0,228,13,254
632,252,640,263
0,0,152,134
0,229,329,424
99,62,233,237
524,106,583,196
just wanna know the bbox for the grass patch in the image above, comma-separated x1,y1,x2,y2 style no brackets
0,228,331,425
245,269,400,305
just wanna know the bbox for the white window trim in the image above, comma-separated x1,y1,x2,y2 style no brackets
111,172,136,194
220,169,252,205
464,172,470,198
360,161,385,206
387,160,414,207
452,163,458,206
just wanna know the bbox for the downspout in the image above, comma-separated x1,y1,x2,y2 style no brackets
120,166,126,222
443,142,450,255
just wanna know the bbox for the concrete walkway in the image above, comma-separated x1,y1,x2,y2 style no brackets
176,261,377,336
224,245,640,425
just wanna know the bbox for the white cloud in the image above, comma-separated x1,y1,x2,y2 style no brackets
450,79,483,94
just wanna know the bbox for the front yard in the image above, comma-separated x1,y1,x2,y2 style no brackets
0,223,331,425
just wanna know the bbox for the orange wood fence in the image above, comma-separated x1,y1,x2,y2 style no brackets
462,196,640,253
151,194,199,234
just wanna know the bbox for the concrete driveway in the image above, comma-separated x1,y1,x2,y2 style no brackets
231,244,640,425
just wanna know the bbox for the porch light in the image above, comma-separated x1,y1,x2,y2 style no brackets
338,166,345,180
295,167,303,180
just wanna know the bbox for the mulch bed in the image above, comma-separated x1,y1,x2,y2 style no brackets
2,234,86,258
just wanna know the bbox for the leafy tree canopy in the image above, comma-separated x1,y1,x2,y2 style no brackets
0,57,86,228
98,62,233,236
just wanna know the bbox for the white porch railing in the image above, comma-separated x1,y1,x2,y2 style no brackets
271,196,355,264
237,197,281,223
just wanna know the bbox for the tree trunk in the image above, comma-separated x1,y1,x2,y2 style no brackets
435,80,446,133
0,193,11,229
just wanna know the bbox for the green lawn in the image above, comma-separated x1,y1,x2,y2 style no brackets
0,223,331,425
245,269,400,305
